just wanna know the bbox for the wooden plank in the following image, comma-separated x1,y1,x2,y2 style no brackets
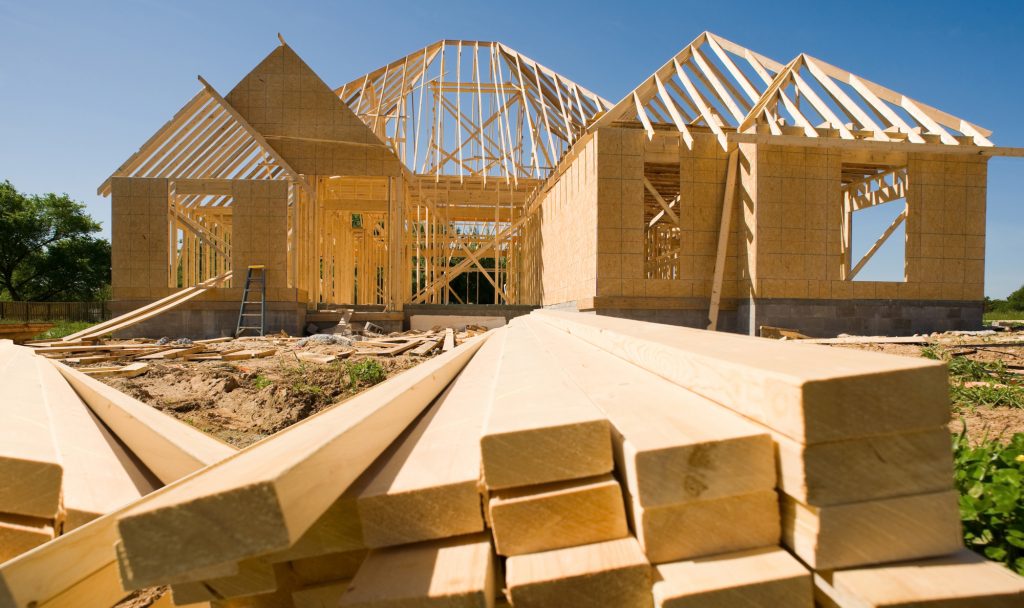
80,362,149,378
137,346,205,360
0,516,54,563
654,547,812,608
531,311,948,444
0,347,63,518
221,348,277,361
288,550,366,586
170,560,277,603
781,490,962,570
505,537,652,608
526,318,774,507
489,474,628,557
776,427,954,506
800,335,930,345
53,361,234,484
263,493,364,563
814,550,1024,608
115,335,491,589
296,353,337,364
632,490,779,564
338,533,494,608
408,337,442,357
293,580,351,608
356,329,505,548
442,328,455,352
37,359,156,531
481,320,611,490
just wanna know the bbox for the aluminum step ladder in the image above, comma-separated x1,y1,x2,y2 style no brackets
235,265,266,337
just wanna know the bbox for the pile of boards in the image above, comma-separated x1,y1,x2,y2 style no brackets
2,311,1024,608
0,338,235,569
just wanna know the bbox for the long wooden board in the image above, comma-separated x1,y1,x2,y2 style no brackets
654,547,812,608
781,490,963,570
356,328,506,548
53,361,235,484
526,318,774,507
288,550,366,586
36,359,157,531
489,474,628,556
292,580,351,608
481,320,612,490
531,311,949,443
170,560,277,603
338,533,494,608
505,537,652,608
632,490,780,564
814,549,1024,607
115,334,490,589
0,348,63,518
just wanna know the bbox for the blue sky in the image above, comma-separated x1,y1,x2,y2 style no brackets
2,0,1022,297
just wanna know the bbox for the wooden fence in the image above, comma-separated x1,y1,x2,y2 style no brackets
0,301,112,323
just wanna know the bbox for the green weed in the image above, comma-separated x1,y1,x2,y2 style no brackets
952,429,1024,574
346,359,386,387
252,374,273,390
31,321,96,340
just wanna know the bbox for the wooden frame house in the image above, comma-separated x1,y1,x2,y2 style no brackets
101,34,1021,337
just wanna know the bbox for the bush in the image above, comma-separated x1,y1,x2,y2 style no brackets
952,429,1024,574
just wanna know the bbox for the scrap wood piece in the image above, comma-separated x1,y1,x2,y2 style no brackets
442,328,455,352
31,343,165,355
195,337,233,345
0,347,63,519
53,361,236,484
24,339,96,348
338,534,494,608
221,348,277,361
356,329,505,548
799,335,931,345
408,336,443,357
113,334,491,589
81,362,149,379
296,352,337,365
136,345,205,360
36,358,156,532
760,325,810,340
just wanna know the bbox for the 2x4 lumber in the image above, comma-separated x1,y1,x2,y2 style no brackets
0,516,54,564
814,550,1024,608
0,348,63,518
53,361,234,484
707,149,739,330
339,533,494,608
79,362,149,378
776,427,954,506
505,537,652,608
36,359,156,531
259,487,364,562
525,318,773,507
489,474,628,557
530,311,948,444
654,547,812,607
780,489,962,570
356,329,505,548
115,334,491,589
293,580,351,608
288,550,366,586
481,320,611,490
631,490,780,564
170,560,277,604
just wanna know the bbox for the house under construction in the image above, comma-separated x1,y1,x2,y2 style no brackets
101,33,1022,337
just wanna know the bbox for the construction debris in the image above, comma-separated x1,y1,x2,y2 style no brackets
1,311,1021,607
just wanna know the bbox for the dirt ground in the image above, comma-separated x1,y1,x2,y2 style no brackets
829,330,1024,443
95,336,426,448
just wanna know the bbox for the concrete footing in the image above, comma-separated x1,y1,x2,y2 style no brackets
109,300,307,340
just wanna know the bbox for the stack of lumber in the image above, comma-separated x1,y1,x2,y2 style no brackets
0,342,235,567
1,312,1022,608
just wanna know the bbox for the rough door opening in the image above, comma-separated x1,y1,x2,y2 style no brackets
841,164,908,282
643,162,682,279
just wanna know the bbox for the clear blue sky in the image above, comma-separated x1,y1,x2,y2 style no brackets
2,0,1021,297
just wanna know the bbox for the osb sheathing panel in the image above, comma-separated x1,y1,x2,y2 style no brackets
592,129,738,307
231,180,291,299
225,45,401,177
536,134,599,306
110,177,171,301
750,145,987,301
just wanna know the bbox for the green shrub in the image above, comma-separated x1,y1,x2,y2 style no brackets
252,374,273,390
952,429,1024,574
347,359,386,387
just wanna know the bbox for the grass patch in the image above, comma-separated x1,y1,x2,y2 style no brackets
31,321,95,340
925,351,1024,411
346,359,386,387
952,429,1024,574
985,311,1024,321
252,374,273,390
952,384,1024,410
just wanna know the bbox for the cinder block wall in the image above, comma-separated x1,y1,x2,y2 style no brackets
110,177,171,301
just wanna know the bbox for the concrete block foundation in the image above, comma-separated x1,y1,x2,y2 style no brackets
110,300,307,340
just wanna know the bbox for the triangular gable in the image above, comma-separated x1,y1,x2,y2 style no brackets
225,44,400,177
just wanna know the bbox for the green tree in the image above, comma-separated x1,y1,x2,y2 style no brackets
1007,284,1024,311
0,180,111,301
